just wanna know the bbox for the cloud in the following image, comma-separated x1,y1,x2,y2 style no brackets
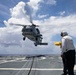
8,1,31,25
27,0,44,18
0,1,76,55
10,1,25,18
45,15,76,26
46,0,56,5
38,14,48,18
59,11,66,16
28,0,43,11
0,27,22,47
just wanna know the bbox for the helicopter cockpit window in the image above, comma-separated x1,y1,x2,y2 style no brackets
26,28,33,32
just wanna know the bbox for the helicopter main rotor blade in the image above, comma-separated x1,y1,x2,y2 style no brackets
10,23,31,27
25,4,41,27
26,4,33,24
10,23,40,27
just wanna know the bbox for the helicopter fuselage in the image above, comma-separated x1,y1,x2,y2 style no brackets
22,26,43,46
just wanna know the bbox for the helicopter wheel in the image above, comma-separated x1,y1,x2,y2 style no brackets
23,37,26,41
34,43,37,46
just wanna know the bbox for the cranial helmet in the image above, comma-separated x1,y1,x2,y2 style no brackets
61,31,68,36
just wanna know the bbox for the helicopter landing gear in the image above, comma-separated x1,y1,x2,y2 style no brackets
34,43,37,46
23,37,26,41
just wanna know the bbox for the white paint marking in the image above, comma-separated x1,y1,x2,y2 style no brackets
0,65,76,71
0,68,63,71
0,67,76,71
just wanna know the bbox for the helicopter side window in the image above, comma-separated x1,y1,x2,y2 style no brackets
36,28,40,34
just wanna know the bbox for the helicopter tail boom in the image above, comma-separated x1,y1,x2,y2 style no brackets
34,42,48,46
38,43,48,45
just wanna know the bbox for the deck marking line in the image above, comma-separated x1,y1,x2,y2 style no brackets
0,68,76,71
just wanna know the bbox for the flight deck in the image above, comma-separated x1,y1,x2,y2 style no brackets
0,56,76,75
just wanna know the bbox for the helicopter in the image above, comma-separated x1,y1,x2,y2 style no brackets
1,4,48,46
10,22,48,46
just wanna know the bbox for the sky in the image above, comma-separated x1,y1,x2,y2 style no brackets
0,0,76,55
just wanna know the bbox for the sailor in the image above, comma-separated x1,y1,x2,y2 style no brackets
60,31,75,75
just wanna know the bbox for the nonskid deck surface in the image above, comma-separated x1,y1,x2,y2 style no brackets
0,56,76,75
